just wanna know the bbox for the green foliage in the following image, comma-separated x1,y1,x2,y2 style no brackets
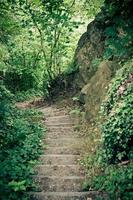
84,62,133,198
82,180,90,191
14,89,43,102
0,85,45,200
103,0,133,62
69,108,81,116
0,1,18,43
80,150,102,177
0,0,85,98
84,0,104,17
101,63,133,115
91,163,133,200
72,96,80,102
39,0,82,95
0,84,13,102
0,0,44,94
104,19,133,61
8,180,27,192
82,62,133,199
101,63,133,164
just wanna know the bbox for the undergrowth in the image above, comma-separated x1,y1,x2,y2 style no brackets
13,89,43,102
0,85,45,200
101,63,133,164
81,62,133,199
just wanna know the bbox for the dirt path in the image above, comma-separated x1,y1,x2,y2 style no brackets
29,105,100,200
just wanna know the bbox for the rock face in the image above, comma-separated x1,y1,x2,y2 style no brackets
80,61,115,120
74,19,105,88
73,17,119,121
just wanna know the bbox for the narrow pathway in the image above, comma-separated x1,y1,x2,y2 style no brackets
30,105,98,200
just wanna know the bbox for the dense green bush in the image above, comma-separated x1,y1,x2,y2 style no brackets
4,70,41,92
14,89,43,102
91,162,133,200
0,85,45,200
101,63,133,164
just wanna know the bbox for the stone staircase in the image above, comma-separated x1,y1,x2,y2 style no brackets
29,106,105,200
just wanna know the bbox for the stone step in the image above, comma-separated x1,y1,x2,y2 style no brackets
39,107,68,117
38,107,58,114
47,115,70,118
45,111,68,117
43,138,81,147
29,191,105,200
47,127,74,133
45,115,71,122
35,165,84,176
45,131,78,139
45,122,74,127
33,176,85,192
44,146,81,154
30,106,93,200
39,155,80,165
51,111,68,116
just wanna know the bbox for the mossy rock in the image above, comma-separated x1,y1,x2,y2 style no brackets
80,60,118,121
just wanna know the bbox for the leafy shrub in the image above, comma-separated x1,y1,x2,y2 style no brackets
91,162,133,200
0,85,45,200
103,0,133,62
14,89,43,102
4,70,38,92
101,63,133,164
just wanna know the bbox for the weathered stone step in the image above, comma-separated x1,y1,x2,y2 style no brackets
31,106,92,199
39,107,68,117
43,138,81,147
47,127,73,132
50,111,68,116
39,155,80,165
38,107,58,114
35,165,84,176
44,146,81,154
45,111,68,117
33,176,84,192
45,115,71,122
29,191,105,200
45,131,78,139
45,122,74,127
